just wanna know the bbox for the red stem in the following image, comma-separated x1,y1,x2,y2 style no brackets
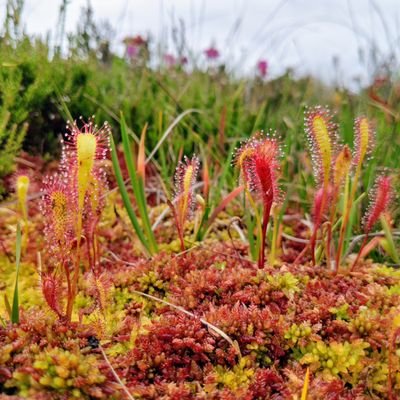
258,201,272,268
350,234,368,271
310,187,327,265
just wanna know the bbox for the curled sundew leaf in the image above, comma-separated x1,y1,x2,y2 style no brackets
41,273,63,318
174,154,200,229
312,186,332,224
353,116,375,171
234,133,282,267
234,134,281,205
333,145,352,188
137,123,148,182
304,106,337,187
363,175,392,234
15,174,30,223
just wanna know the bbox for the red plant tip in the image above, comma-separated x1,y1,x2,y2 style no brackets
304,106,337,186
42,273,63,317
363,175,392,233
174,154,200,225
353,116,375,170
235,134,281,205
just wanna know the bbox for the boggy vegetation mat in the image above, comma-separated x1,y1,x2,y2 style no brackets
1,245,400,399
0,108,399,399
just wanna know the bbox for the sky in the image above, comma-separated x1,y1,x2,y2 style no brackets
2,0,400,89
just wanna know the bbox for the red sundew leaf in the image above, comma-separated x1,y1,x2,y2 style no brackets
234,134,281,206
41,273,64,318
312,185,333,223
363,175,392,233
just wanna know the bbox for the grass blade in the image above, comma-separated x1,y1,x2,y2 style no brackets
120,116,158,254
301,367,310,400
146,109,202,164
380,214,400,264
11,223,22,324
110,135,151,255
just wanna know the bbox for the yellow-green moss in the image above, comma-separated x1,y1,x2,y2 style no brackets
0,256,42,318
213,356,255,391
5,347,105,398
299,340,369,383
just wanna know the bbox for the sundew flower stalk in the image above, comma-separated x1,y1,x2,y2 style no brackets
305,107,336,265
351,175,392,270
336,117,374,269
234,134,281,268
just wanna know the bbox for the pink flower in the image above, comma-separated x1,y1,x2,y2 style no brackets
257,60,268,78
163,53,176,67
204,46,219,60
123,35,147,59
126,44,139,58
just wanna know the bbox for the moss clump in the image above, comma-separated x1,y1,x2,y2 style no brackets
214,356,255,391
299,340,369,383
137,270,166,295
267,272,300,297
284,323,312,346
329,303,350,321
349,307,376,335
6,347,106,398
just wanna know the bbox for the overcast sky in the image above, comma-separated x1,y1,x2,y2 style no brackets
2,0,400,89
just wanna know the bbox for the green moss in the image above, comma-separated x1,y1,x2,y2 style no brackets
266,272,300,297
214,356,255,390
329,303,350,321
299,339,370,383
5,347,105,398
349,307,376,335
246,343,272,366
284,323,312,346
0,256,43,318
375,265,400,279
137,270,166,295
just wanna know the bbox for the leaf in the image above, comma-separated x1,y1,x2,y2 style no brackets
120,115,158,254
110,134,151,256
11,223,22,324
